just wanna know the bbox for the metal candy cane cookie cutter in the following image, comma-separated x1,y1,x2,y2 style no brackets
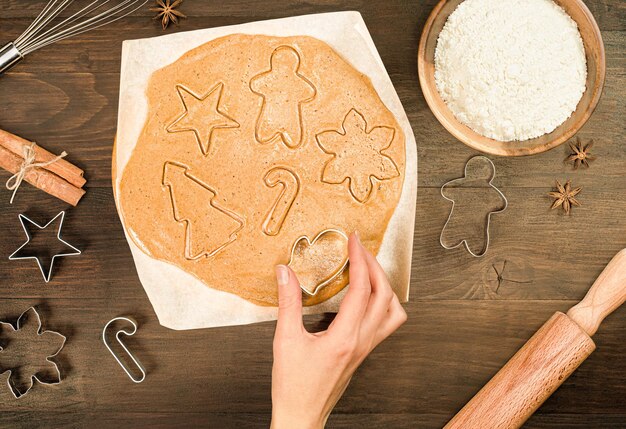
9,211,82,283
0,307,66,399
288,228,349,296
439,156,508,258
102,317,146,383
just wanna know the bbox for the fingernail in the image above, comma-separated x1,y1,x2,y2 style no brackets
275,265,289,286
354,230,361,244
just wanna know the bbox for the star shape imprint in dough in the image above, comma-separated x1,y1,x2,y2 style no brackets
167,83,239,156
316,109,399,203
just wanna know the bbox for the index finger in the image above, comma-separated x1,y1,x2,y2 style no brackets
330,233,371,335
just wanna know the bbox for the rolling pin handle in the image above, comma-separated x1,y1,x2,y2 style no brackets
567,248,626,336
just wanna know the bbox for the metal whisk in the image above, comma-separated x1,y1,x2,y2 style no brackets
0,0,148,74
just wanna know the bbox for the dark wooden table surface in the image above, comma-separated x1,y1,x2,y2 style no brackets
0,1,624,428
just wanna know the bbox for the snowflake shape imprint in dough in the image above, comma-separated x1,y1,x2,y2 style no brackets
316,109,399,203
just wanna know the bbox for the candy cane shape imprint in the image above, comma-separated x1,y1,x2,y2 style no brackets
250,46,317,149
262,167,300,236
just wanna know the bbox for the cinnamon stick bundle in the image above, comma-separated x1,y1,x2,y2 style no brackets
0,129,86,206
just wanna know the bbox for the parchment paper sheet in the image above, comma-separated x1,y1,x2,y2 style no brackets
113,11,417,329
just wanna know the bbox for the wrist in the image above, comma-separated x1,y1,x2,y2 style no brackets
271,408,325,429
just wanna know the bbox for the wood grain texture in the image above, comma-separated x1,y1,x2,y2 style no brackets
0,1,624,428
445,312,596,429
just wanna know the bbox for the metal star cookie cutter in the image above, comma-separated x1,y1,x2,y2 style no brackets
0,306,66,399
439,156,508,258
102,317,146,383
8,211,81,283
288,228,349,296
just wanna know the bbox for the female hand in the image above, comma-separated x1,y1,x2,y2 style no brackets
270,233,407,429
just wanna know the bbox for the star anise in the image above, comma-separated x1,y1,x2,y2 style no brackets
565,137,595,169
151,0,186,30
549,179,581,215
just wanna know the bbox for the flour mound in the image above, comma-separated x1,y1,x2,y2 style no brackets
434,0,587,142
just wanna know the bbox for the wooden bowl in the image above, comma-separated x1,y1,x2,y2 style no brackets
417,0,606,156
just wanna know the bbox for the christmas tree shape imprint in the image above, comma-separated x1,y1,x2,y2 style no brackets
316,109,399,203
250,46,317,149
166,82,239,156
162,161,245,260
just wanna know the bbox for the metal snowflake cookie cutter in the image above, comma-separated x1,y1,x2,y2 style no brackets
102,317,146,383
8,211,81,283
287,228,350,296
0,307,66,399
439,156,508,258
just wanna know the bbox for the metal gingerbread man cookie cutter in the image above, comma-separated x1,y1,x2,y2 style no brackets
439,156,508,258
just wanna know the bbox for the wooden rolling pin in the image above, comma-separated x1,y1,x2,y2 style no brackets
445,249,626,429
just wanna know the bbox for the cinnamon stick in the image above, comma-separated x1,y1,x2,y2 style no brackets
0,146,85,206
0,128,86,188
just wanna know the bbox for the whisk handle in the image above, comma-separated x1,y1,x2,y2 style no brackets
0,43,23,74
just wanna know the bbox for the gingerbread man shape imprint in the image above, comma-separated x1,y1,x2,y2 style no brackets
250,46,316,149
166,82,239,156
440,156,508,257
316,109,399,203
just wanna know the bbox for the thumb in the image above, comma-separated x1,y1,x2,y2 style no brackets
275,265,303,336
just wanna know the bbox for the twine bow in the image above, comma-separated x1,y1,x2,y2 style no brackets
5,142,67,204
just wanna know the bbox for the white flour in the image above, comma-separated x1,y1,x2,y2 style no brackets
434,0,587,142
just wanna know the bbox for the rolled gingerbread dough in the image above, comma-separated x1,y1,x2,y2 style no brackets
113,11,417,329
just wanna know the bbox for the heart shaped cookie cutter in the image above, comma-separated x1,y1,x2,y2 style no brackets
287,228,349,296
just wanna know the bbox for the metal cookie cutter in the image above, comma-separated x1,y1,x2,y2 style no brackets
9,211,81,283
440,156,508,258
1,1,149,74
0,307,66,399
288,228,349,296
102,317,146,383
